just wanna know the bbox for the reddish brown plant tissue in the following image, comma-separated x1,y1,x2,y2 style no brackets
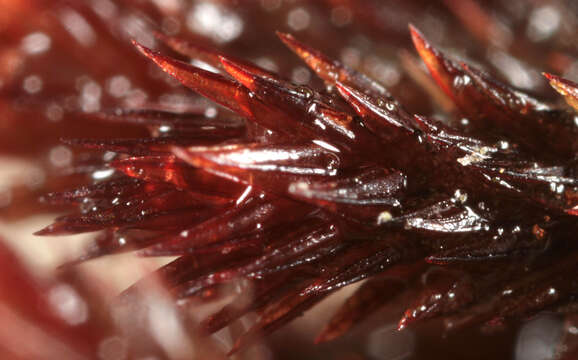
1,1,578,359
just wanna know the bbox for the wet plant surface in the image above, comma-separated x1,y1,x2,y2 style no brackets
0,1,577,359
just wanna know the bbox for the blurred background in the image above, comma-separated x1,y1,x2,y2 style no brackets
0,0,577,359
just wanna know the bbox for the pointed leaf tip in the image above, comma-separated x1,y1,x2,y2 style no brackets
408,24,448,84
132,40,187,79
276,31,305,53
132,40,155,58
275,31,294,43
409,24,439,71
33,227,50,236
132,44,254,117
543,72,578,111
544,72,573,94
542,72,555,81
276,31,316,63
408,24,426,48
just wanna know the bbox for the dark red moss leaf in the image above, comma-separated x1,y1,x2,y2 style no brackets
444,252,578,332
155,31,279,79
33,22,578,355
413,112,577,213
398,269,474,330
39,177,146,205
120,251,260,308
135,47,295,143
459,63,577,159
237,220,342,278
336,82,415,137
172,143,344,197
200,271,296,334
228,285,327,356
276,32,417,138
225,236,420,353
426,230,549,265
110,155,243,202
93,108,243,129
544,72,578,112
409,25,472,107
134,41,254,118
138,195,312,256
459,62,550,115
315,274,406,343
37,188,213,235
411,25,577,161
220,55,384,154
277,31,393,99
63,137,216,156
410,26,524,131
172,220,342,299
288,165,406,225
